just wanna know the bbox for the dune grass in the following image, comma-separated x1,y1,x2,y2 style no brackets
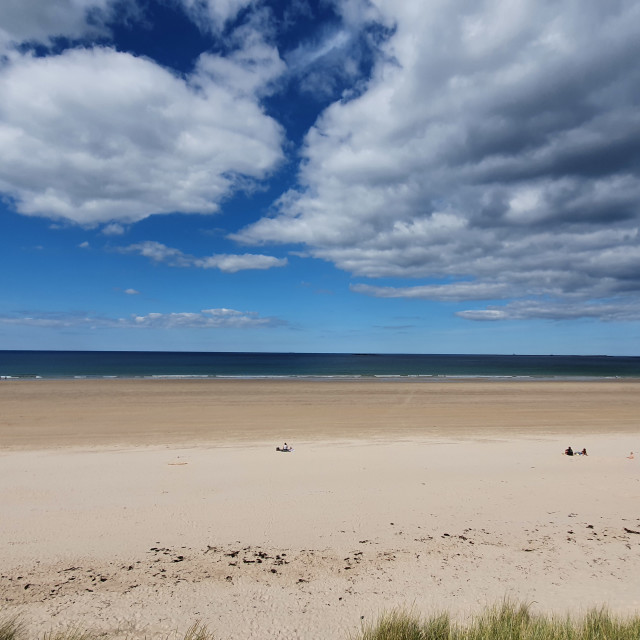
0,616,219,640
354,601,640,640
3,602,640,640
181,622,216,640
0,617,23,640
41,630,96,640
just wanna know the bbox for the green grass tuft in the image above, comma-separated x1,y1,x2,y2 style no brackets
0,617,218,640
353,602,640,640
579,607,640,640
41,627,96,640
182,621,216,640
355,609,436,640
38,622,218,640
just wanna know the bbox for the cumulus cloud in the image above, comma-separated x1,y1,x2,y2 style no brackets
0,0,256,51
0,40,285,225
124,288,139,295
0,0,120,50
235,0,640,321
0,307,282,329
120,240,287,272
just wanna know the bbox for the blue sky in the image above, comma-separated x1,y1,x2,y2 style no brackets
1,0,639,355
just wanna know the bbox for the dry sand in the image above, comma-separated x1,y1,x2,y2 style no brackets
1,379,640,639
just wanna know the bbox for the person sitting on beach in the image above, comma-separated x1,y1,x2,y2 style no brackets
580,448,587,456
627,451,634,459
565,446,574,456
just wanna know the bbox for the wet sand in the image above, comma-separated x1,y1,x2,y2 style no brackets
2,378,640,448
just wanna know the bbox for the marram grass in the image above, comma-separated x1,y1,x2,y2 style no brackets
0,616,218,640
354,602,640,640
0,616,23,640
3,602,640,640
182,621,217,640
41,629,95,640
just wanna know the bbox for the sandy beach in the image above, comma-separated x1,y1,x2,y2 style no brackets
1,379,639,639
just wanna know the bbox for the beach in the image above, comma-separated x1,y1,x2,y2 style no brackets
1,379,639,639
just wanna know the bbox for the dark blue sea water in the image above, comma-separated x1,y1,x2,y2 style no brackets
1,350,639,379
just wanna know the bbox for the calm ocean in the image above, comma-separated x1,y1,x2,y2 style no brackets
1,350,639,380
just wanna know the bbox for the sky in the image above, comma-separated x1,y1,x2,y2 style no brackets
1,0,640,355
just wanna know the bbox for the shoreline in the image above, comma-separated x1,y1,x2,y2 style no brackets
3,374,640,381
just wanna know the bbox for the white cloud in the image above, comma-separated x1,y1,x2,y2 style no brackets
0,307,282,329
102,223,126,236
456,309,508,322
122,241,189,265
287,29,352,73
124,288,139,295
0,0,119,50
0,311,112,328
195,24,286,97
285,27,358,97
78,241,90,249
0,43,285,225
235,0,640,321
193,253,288,272
351,281,512,302
120,240,287,272
132,308,280,328
0,0,259,51
281,0,390,100
457,300,640,322
175,0,255,32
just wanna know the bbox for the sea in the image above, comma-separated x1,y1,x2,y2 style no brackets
1,350,639,380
